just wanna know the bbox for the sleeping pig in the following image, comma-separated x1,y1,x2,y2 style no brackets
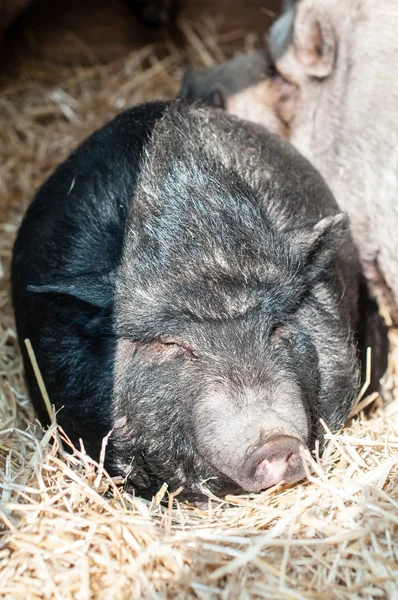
13,100,373,500
182,0,398,321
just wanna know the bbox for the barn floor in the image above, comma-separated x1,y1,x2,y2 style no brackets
0,19,398,600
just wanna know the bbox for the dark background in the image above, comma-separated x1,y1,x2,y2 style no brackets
1,0,281,68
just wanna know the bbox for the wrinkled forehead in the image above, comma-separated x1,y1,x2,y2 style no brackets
116,277,261,325
115,260,301,332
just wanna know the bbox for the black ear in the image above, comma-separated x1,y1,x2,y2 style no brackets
181,66,194,99
267,1,296,62
310,213,349,267
268,1,336,79
293,3,336,78
209,88,226,109
282,0,296,9
292,213,350,274
27,271,116,309
181,66,226,109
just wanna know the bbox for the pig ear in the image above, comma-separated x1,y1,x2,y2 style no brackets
294,213,350,273
293,3,336,78
267,1,296,62
27,271,115,309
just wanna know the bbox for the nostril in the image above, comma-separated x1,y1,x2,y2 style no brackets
243,435,306,492
250,434,304,461
260,457,290,482
262,448,294,465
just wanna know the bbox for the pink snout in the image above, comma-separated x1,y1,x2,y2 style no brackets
243,435,306,492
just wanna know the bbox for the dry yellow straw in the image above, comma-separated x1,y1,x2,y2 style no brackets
24,338,54,421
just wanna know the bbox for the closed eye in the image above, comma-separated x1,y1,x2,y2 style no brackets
122,335,200,363
155,337,199,360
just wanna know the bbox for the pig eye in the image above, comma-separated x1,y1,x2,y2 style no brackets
152,338,199,360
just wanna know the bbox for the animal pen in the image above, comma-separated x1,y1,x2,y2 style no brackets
0,9,397,600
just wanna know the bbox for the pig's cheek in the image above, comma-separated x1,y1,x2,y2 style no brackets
114,338,136,386
112,338,151,393
268,334,315,440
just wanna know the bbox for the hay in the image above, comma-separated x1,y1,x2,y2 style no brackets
1,21,398,600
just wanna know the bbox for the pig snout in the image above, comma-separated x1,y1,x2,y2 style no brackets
243,435,306,491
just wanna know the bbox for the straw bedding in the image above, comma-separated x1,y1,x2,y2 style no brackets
0,23,398,600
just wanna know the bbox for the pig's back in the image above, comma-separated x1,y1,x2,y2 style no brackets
12,102,169,289
192,106,342,226
182,106,360,323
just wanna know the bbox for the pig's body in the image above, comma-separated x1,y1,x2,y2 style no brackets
182,0,398,318
13,101,363,500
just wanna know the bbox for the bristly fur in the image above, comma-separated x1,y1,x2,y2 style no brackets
12,100,363,499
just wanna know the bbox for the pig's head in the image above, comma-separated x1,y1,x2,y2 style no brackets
106,106,359,499
266,0,346,153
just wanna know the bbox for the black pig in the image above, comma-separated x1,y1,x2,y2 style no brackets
13,101,363,500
